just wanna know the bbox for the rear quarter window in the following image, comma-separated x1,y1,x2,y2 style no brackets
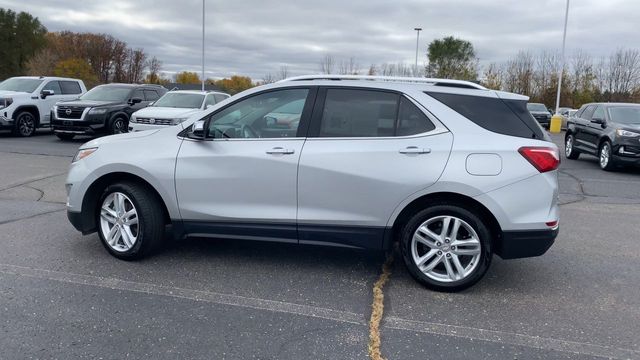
425,92,544,139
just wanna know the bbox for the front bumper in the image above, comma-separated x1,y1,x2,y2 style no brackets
611,141,640,166
129,123,172,132
0,115,14,129
495,227,558,259
67,210,97,234
51,114,108,135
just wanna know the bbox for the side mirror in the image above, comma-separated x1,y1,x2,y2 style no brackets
41,89,54,99
148,101,154,106
128,97,143,105
591,117,605,124
188,120,206,139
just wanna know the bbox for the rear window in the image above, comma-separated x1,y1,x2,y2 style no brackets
425,92,544,139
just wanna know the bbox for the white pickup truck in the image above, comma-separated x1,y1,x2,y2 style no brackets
0,76,86,136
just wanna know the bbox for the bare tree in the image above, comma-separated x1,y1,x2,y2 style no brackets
608,48,640,95
482,62,503,90
503,51,535,95
278,65,289,80
367,64,377,76
261,73,276,84
319,54,335,74
338,57,360,75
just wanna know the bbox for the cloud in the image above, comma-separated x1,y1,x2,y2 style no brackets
3,0,639,80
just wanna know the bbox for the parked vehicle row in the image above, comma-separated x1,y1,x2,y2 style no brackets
0,76,231,140
0,76,86,136
65,75,560,292
565,102,640,170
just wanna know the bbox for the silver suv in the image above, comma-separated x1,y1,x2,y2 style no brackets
66,75,560,291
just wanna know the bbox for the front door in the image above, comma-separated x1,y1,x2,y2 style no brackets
175,87,315,243
38,81,66,125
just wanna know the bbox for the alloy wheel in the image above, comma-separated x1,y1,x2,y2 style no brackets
565,136,573,157
600,143,610,169
411,215,482,282
113,119,126,134
18,114,35,136
99,192,139,252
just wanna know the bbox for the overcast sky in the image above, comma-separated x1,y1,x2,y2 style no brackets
2,0,639,80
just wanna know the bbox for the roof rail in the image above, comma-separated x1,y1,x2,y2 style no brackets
279,75,487,90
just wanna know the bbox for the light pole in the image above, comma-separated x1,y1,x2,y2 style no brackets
201,0,205,91
554,0,570,115
414,27,422,76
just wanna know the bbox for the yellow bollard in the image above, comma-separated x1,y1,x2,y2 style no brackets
549,114,562,134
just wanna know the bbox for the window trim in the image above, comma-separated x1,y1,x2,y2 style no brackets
306,86,447,140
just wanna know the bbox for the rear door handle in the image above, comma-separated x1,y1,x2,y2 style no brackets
266,147,295,155
399,146,431,155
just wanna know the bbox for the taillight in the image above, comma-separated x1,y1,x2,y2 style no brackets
518,146,560,173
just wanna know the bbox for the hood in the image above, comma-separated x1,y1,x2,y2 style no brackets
56,99,120,107
80,129,160,149
618,123,640,131
529,111,551,115
0,90,29,98
133,106,204,119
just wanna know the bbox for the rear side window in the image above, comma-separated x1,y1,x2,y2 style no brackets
214,94,229,103
317,89,435,138
425,92,544,139
60,81,82,94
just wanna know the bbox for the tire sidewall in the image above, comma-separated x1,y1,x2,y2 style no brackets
565,134,579,159
110,116,128,135
400,205,492,292
599,141,615,171
97,183,147,259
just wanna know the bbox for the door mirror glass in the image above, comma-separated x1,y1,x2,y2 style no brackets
188,120,206,139
40,89,54,99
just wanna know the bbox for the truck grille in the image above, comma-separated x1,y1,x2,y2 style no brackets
57,106,85,119
135,117,173,125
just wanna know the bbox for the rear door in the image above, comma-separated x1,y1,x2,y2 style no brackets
297,87,453,249
574,105,597,154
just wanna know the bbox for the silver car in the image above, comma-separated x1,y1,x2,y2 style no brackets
66,75,560,291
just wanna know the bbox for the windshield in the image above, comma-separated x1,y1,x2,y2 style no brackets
527,103,548,112
153,93,204,108
608,107,640,125
80,86,131,102
0,78,43,93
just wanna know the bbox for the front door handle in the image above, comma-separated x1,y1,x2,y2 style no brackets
266,147,295,155
399,146,431,155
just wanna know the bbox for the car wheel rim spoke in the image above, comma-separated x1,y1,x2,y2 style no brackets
99,192,139,252
411,215,482,283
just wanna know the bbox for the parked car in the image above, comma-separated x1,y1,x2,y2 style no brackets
65,75,559,292
51,83,167,140
527,102,552,128
565,102,640,170
559,108,577,129
129,90,230,132
0,76,86,136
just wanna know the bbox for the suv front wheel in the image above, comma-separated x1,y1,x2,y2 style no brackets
400,204,492,292
13,111,36,137
97,182,164,260
564,133,580,159
599,140,616,171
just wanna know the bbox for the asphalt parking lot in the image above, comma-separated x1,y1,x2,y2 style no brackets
1,130,639,359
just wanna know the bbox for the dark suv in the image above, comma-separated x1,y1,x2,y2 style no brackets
565,103,640,170
527,103,552,128
51,83,167,140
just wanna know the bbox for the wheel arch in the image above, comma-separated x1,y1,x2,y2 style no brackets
13,105,41,126
385,191,502,251
79,172,171,234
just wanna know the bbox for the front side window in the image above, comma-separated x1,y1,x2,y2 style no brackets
592,106,605,120
42,81,62,94
144,90,160,101
206,88,308,139
131,89,144,101
0,78,43,93
204,94,216,107
214,94,229,103
581,105,596,120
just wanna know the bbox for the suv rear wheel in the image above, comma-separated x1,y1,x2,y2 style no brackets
13,111,36,137
400,204,492,292
97,182,164,260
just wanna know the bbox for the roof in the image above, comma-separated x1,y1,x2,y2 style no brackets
98,83,167,89
164,83,222,91
10,76,83,82
166,89,229,95
584,102,640,107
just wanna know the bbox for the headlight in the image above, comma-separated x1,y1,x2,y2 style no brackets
0,97,12,109
89,108,108,115
172,117,189,125
130,115,137,123
616,129,640,137
73,147,98,162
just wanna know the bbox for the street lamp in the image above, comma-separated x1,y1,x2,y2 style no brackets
201,0,205,91
550,0,570,134
414,27,422,76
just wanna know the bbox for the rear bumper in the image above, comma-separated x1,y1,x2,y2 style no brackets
495,227,558,259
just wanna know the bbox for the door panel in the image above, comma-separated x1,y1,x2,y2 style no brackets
297,132,453,229
175,138,304,225
574,105,596,153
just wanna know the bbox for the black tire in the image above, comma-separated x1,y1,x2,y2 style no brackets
55,133,75,141
598,140,616,171
97,182,165,260
564,133,580,160
12,111,37,137
109,116,128,135
400,204,492,292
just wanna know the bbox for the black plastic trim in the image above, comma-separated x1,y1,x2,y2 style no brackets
67,210,97,235
495,228,558,259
